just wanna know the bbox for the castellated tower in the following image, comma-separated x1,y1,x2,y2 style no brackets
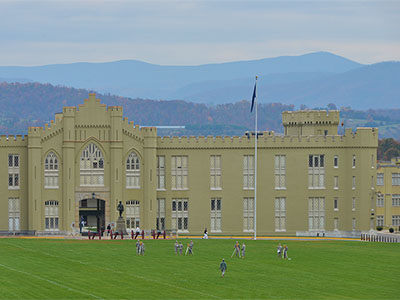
282,110,340,136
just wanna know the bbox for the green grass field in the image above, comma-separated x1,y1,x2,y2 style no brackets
0,238,399,299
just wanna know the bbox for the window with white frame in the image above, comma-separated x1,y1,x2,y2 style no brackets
352,197,356,211
275,155,286,189
8,197,20,231
126,152,140,188
80,143,104,186
172,198,189,231
44,200,59,231
126,200,140,230
333,155,338,168
157,156,165,190
392,194,400,206
352,218,356,231
308,197,325,230
308,155,325,189
171,156,188,190
376,215,384,227
376,194,384,207
210,155,222,190
275,197,286,232
210,198,222,232
352,155,356,168
334,218,339,230
44,152,59,188
243,155,254,189
377,173,384,186
334,197,339,211
8,154,19,189
352,176,356,189
392,215,400,226
334,176,339,189
243,197,254,232
156,198,166,231
392,173,400,186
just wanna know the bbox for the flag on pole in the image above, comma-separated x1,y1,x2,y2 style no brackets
250,78,257,112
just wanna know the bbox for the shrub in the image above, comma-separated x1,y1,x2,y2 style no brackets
389,227,394,233
376,226,383,231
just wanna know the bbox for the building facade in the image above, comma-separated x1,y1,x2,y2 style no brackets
1,94,378,236
375,158,400,230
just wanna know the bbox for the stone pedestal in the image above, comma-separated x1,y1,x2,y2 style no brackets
116,216,127,235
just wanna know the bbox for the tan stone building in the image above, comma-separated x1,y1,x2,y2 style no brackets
375,158,400,230
1,94,378,236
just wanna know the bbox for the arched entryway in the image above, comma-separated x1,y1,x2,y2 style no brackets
79,193,105,233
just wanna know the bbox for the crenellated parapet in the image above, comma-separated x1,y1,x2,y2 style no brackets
0,134,28,147
156,127,378,149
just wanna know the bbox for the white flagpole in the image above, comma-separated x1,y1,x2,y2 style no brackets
254,76,258,240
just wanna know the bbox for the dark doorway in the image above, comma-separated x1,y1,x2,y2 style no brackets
79,195,105,233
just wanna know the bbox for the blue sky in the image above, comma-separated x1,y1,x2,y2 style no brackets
0,0,399,66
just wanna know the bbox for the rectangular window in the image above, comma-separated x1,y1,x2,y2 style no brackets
172,199,189,232
352,155,356,168
377,173,384,186
8,154,20,190
44,200,59,231
126,200,140,230
157,156,165,190
156,198,166,230
334,176,339,189
210,198,222,232
334,218,339,230
171,156,188,190
243,155,254,189
392,194,400,206
308,197,325,230
308,155,325,189
275,197,286,232
8,197,20,231
392,173,400,186
210,155,222,190
392,215,400,226
243,197,254,232
376,215,384,227
352,176,356,190
376,194,384,207
352,218,356,231
333,155,338,168
275,155,286,189
334,197,338,211
352,197,356,211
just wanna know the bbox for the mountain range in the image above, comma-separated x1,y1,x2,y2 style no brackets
1,51,398,109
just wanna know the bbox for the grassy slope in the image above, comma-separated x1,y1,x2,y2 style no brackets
0,238,399,299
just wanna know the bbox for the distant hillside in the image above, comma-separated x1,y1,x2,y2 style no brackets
0,52,361,102
1,82,400,140
0,82,293,136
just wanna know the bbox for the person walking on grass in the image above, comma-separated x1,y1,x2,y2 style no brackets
277,243,283,259
174,240,179,255
241,242,246,259
283,245,288,260
219,259,227,278
231,241,241,258
179,242,183,256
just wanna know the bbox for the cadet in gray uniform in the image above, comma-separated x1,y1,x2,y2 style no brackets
219,259,227,278
277,243,283,259
179,242,183,255
241,243,246,259
186,240,194,255
174,240,179,255
136,240,140,255
283,245,288,260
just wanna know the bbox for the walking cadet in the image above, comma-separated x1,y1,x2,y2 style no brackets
241,242,246,259
231,241,241,258
174,240,179,255
219,259,227,278
136,239,140,255
277,243,283,259
283,245,288,260
179,242,183,256
186,240,194,255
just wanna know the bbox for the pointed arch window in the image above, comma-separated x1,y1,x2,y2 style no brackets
44,152,59,188
126,152,140,188
80,143,104,186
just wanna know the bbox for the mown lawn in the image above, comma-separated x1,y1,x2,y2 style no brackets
0,238,399,299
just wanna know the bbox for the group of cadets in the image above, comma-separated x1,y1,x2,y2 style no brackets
231,241,246,258
174,240,184,255
276,243,289,259
135,239,145,255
